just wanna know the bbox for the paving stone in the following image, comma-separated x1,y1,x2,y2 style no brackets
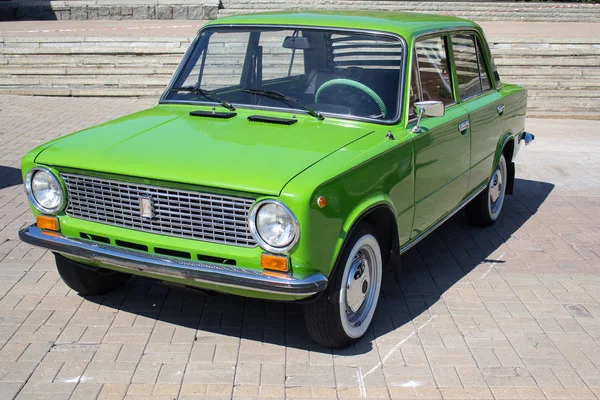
0,97,599,398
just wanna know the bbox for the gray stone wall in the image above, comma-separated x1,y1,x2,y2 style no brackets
2,1,600,21
0,0,219,21
1,35,599,118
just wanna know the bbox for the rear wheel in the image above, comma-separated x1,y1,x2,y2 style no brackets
303,224,382,348
466,154,507,227
55,253,131,296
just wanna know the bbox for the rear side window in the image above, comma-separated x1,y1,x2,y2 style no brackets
451,33,495,99
451,34,482,99
476,38,492,91
489,51,502,89
414,36,453,106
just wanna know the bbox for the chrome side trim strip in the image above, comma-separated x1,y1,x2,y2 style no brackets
399,184,486,254
19,225,327,297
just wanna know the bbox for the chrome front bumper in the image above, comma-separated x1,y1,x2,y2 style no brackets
19,225,327,297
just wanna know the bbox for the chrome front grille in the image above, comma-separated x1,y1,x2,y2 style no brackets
61,173,257,247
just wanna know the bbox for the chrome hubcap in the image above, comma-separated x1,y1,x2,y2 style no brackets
488,158,507,217
489,169,503,204
344,245,378,327
346,252,370,313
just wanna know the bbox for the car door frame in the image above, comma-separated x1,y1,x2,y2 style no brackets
447,29,506,198
406,31,473,241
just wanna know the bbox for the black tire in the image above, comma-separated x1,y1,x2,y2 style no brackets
466,154,508,227
303,224,382,348
55,253,131,296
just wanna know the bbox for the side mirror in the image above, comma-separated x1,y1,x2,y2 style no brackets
411,101,444,133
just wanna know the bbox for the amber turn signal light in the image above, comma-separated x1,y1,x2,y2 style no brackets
260,253,289,272
37,215,59,231
317,196,327,208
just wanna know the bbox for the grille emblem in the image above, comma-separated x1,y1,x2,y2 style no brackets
140,197,155,219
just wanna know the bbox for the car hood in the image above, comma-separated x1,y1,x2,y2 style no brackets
36,105,374,195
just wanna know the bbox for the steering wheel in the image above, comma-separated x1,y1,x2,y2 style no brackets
315,78,388,119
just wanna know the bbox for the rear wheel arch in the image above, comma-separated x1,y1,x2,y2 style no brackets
502,138,516,195
495,134,516,195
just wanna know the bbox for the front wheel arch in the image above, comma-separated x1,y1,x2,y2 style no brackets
333,202,399,277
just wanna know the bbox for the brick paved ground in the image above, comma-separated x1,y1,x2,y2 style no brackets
0,95,599,399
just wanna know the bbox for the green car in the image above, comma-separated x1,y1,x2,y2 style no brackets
19,11,534,347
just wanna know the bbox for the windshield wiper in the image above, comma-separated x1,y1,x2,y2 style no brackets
241,88,324,120
170,86,236,111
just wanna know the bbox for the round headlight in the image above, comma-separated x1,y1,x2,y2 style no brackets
249,200,299,253
25,167,65,214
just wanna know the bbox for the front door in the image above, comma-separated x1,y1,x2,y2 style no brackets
410,35,471,238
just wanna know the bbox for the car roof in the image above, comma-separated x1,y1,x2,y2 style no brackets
204,11,479,40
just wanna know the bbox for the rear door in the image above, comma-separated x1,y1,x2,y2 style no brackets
409,34,471,238
449,32,504,195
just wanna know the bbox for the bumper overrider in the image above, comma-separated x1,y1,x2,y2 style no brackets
19,225,327,297
520,131,535,146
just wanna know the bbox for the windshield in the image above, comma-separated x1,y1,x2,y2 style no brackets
163,26,405,122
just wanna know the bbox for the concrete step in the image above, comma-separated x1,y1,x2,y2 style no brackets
528,97,600,109
526,110,599,120
1,36,192,44
506,80,600,90
491,48,600,57
0,75,171,87
219,0,600,12
528,90,600,99
218,10,600,22
0,66,178,75
2,1,220,21
4,0,599,22
0,86,164,97
499,67,600,78
0,46,187,55
217,2,600,22
0,55,183,67
1,34,598,118
494,58,600,67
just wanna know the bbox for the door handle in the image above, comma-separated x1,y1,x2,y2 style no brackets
497,104,505,116
458,120,469,134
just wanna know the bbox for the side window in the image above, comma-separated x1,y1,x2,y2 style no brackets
414,36,453,106
451,34,482,99
408,51,421,119
476,38,492,91
489,48,502,89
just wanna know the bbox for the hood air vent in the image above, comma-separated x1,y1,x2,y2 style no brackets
248,115,298,125
190,110,237,119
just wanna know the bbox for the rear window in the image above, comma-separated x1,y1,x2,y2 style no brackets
330,33,403,69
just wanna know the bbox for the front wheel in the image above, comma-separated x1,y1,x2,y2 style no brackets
55,253,131,296
303,224,382,348
466,154,508,227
